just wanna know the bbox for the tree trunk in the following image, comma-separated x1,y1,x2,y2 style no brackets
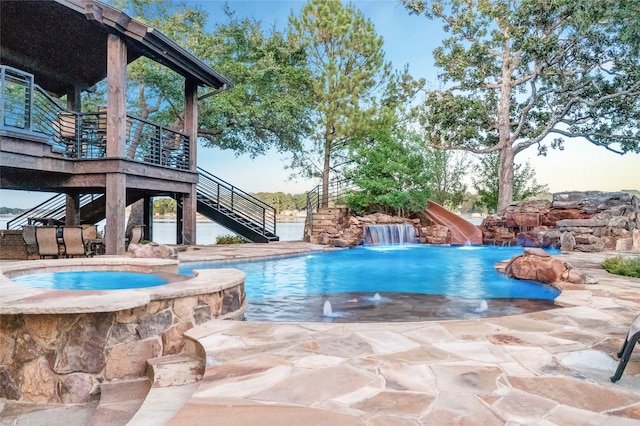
497,44,515,215
321,131,332,208
126,199,144,238
497,146,515,215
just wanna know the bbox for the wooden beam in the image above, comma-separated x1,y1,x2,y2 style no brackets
106,34,127,159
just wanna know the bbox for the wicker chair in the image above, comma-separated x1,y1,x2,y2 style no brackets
62,226,94,258
35,226,60,259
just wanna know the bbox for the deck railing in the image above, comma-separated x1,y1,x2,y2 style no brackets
0,65,190,169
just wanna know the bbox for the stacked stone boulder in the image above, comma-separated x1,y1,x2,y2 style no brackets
481,192,640,252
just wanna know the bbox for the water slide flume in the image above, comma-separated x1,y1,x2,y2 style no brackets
425,201,483,245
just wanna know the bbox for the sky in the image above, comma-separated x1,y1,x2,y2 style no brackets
1,0,638,209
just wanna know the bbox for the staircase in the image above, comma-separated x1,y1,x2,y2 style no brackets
196,167,278,243
6,168,279,243
6,193,104,230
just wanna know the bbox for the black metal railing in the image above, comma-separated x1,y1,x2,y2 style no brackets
6,193,103,230
305,179,355,235
125,115,190,170
1,65,190,169
197,167,277,238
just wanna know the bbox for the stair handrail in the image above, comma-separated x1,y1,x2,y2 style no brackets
197,167,277,237
6,193,103,230
304,178,355,236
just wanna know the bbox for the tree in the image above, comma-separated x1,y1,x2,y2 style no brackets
424,149,468,210
153,198,177,216
345,128,431,216
472,153,549,213
345,128,469,215
288,0,394,207
403,0,640,214
109,1,312,157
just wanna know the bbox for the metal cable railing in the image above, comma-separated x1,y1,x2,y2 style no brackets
1,65,190,168
197,167,277,237
6,193,103,230
305,179,356,235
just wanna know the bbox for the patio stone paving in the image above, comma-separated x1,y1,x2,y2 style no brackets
1,243,639,425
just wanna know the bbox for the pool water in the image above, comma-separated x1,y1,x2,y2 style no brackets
12,271,169,290
180,245,560,322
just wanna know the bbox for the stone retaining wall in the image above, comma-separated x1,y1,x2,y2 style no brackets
481,192,640,252
0,230,28,260
305,208,449,247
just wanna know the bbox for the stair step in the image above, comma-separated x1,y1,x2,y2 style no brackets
146,353,204,388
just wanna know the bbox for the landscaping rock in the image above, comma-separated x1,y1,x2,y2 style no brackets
505,254,567,284
60,373,99,404
482,192,640,252
128,243,177,259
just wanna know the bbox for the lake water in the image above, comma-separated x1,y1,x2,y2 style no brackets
0,216,305,244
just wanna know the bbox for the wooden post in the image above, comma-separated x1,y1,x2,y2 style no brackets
65,88,81,226
143,196,153,242
106,34,127,159
104,34,127,255
105,173,126,255
65,193,80,225
176,194,184,244
182,78,198,244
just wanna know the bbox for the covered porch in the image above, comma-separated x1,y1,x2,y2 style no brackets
0,0,231,255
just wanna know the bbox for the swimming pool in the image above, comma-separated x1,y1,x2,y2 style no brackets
180,245,560,322
12,271,169,290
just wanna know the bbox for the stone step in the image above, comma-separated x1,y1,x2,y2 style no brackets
89,378,152,425
146,353,204,388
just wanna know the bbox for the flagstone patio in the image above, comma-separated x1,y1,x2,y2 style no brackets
1,244,639,425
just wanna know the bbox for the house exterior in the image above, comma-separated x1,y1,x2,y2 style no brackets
0,0,278,255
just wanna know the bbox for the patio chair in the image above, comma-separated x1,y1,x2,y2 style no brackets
611,313,640,382
62,226,94,258
35,226,60,259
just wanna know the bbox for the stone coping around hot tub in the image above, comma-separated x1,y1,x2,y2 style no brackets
0,258,246,315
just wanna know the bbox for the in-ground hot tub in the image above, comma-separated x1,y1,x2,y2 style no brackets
0,257,246,403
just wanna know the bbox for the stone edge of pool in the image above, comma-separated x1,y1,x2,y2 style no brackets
0,257,246,315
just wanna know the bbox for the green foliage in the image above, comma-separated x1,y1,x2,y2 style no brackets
403,0,640,213
252,192,307,213
215,234,247,244
344,128,431,216
473,153,549,213
601,256,640,278
0,207,26,215
345,126,470,216
423,149,469,211
201,7,313,156
153,198,176,216
105,1,313,157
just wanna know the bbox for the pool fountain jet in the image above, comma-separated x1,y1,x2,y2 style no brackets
323,300,333,316
474,299,489,313
363,224,417,245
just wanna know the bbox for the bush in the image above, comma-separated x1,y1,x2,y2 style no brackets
601,256,640,278
216,234,247,244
